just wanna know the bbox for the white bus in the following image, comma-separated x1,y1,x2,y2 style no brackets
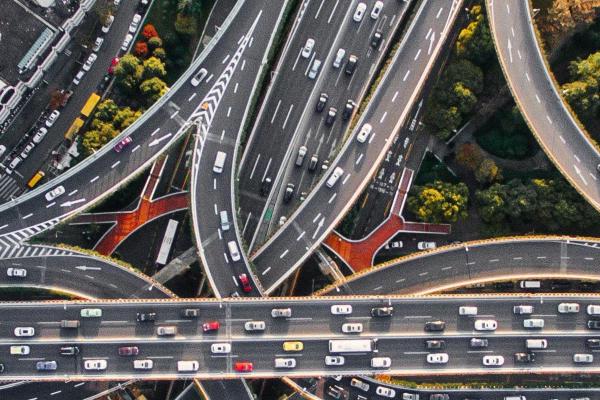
156,219,178,265
328,339,377,353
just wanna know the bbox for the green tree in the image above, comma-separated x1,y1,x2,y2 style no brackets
455,142,483,171
148,36,163,50
474,158,502,184
113,107,142,130
142,56,167,80
175,13,196,35
153,47,167,60
114,54,144,94
455,4,495,66
407,181,469,223
93,99,119,123
139,77,169,104
562,52,600,118
82,122,119,154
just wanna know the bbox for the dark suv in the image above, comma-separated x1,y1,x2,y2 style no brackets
588,320,600,330
283,183,295,203
316,93,328,112
424,320,445,332
425,340,445,350
136,312,156,323
371,306,394,317
514,352,536,363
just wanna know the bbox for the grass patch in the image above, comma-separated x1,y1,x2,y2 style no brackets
414,152,458,185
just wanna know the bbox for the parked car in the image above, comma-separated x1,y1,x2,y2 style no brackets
136,312,156,322
417,241,436,250
92,37,104,52
45,110,61,127
233,361,253,372
118,346,139,356
108,57,120,74
14,327,35,337
129,14,142,33
424,320,445,332
82,53,97,72
121,34,134,51
101,15,115,33
202,321,220,332
32,127,48,144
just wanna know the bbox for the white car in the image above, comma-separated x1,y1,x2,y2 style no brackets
7,157,21,173
210,343,231,354
121,34,134,51
482,355,504,366
353,2,367,22
84,359,107,370
10,345,29,355
370,0,384,19
45,185,65,202
101,15,114,33
331,304,352,315
92,37,104,52
129,14,142,33
82,53,97,72
474,319,497,331
45,110,61,127
191,68,208,86
341,323,363,333
33,127,48,144
426,353,448,364
356,123,372,143
573,353,594,363
133,359,153,370
7,268,26,278
14,327,35,337
587,305,600,315
301,38,315,58
20,143,35,159
244,320,266,331
325,355,344,366
558,303,580,313
73,70,85,86
350,378,370,392
376,386,397,398
418,241,437,250
371,356,391,368
274,358,296,368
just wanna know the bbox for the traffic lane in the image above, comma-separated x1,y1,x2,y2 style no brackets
251,0,460,291
490,0,600,210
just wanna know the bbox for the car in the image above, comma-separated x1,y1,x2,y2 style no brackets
301,38,315,58
32,127,48,144
327,385,345,399
73,70,85,85
36,361,58,371
80,308,102,318
425,340,445,349
274,358,296,368
20,143,34,159
470,338,489,348
136,312,156,322
177,360,199,372
345,55,358,75
156,326,177,336
513,305,534,314
6,156,21,173
418,241,436,250
118,346,139,356
234,361,253,372
308,58,321,79
325,107,337,125
526,339,548,349
121,34,134,51
101,15,114,33
459,306,478,316
316,93,328,112
191,68,208,86
0,363,4,373
371,356,392,368
133,359,153,370
430,395,449,400
325,355,345,366
113,0,121,6
474,319,497,331
108,57,120,74
341,323,362,333
82,53,97,72
587,305,600,315
84,359,107,370
113,136,133,153
91,36,104,53
514,352,536,363
350,378,370,392
60,346,79,356
426,353,448,364
523,318,544,329
331,304,352,315
353,2,367,22
371,0,384,19
14,327,34,337
283,183,295,203
271,308,292,318
333,48,345,68
342,100,355,120
0,145,5,158
7,268,26,278
558,303,580,313
180,308,199,319
129,14,142,33
10,346,29,355
357,123,372,143
260,177,272,196
283,341,303,352
308,155,318,171
244,320,266,332
211,343,231,354
587,338,600,348
238,273,252,293
45,110,60,127
403,394,420,400
482,355,504,366
371,30,383,48
385,240,403,249
202,321,220,332
425,320,445,332
574,353,594,363
371,306,394,317
376,386,396,398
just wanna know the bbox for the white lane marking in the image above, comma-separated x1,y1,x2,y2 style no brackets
574,155,581,163
206,74,214,83
535,94,541,103
342,174,350,185
232,276,239,286
214,204,218,215
262,267,271,275
356,154,363,165
68,189,78,196
220,130,225,142
222,54,230,64
234,82,238,93
151,128,160,136
428,32,435,54
292,49,302,71
132,144,141,153
249,154,261,180
511,27,515,37
380,112,387,123
419,272,428,276
328,193,337,204
392,91,398,103
111,161,120,169
0,224,7,230
489,259,499,263
513,257,523,260
414,49,422,61
224,253,229,263
559,135,566,144
261,158,272,182
315,0,325,19
282,104,294,130
441,266,453,270
213,178,217,190
90,176,99,183
296,231,305,241
188,93,197,102
403,70,410,82
517,49,522,60
271,100,282,124
396,278,405,283
585,257,594,261
525,72,530,82
425,28,432,40
546,115,552,124
46,202,55,208
436,7,444,19
506,3,510,14
241,59,246,71
227,107,231,117
328,0,339,24
313,213,321,223
280,249,289,258
23,213,33,220
537,256,547,259
368,133,376,144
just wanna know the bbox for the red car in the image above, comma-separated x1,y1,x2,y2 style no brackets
202,321,220,332
234,361,253,372
108,57,120,74
118,346,139,356
113,136,133,152
238,273,252,293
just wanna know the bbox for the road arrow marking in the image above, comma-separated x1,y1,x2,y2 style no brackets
149,133,173,147
75,266,101,271
60,198,86,207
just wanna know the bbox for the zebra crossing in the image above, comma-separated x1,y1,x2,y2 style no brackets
0,218,61,259
0,244,74,260
0,174,24,204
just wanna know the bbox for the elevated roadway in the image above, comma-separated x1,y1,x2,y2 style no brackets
487,0,600,211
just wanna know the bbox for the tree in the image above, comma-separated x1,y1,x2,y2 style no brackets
82,122,119,154
142,56,167,80
113,107,142,130
474,158,502,184
114,54,144,94
562,52,600,118
142,24,159,40
407,181,469,223
153,47,166,60
148,36,163,50
134,42,149,58
455,142,483,171
455,5,494,66
93,99,119,123
139,77,168,104
175,13,197,35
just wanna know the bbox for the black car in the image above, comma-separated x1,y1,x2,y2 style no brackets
60,346,80,356
469,338,488,348
260,177,272,196
0,363,4,373
308,155,318,172
424,320,445,332
430,394,449,400
371,30,383,48
514,352,536,363
425,340,445,350
136,312,156,322
283,183,295,203
325,107,337,125
345,55,358,75
316,93,328,112
587,338,600,348
588,320,600,330
342,100,355,120
371,306,394,317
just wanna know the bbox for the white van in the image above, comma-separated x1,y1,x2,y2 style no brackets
219,210,230,231
519,280,540,289
459,306,478,316
177,360,199,372
133,359,153,370
526,339,548,349
333,48,346,68
227,241,241,262
523,319,544,329
371,357,391,368
513,305,533,315
213,151,227,173
326,167,344,188
587,305,600,315
574,353,594,363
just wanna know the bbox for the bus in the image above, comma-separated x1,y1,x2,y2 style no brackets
328,339,377,353
27,171,45,189
156,219,178,265
64,117,84,141
80,92,101,118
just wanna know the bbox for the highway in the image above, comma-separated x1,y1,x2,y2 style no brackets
250,0,463,293
487,0,600,212
0,296,599,379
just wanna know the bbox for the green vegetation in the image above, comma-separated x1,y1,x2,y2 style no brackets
407,181,469,223
455,142,503,184
414,152,458,185
562,51,600,120
82,99,142,154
